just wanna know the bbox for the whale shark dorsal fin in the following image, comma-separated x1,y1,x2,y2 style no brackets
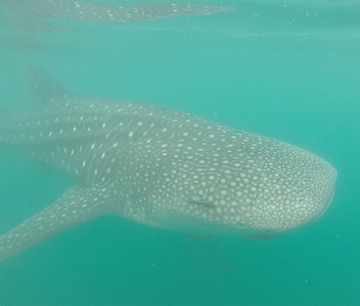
26,65,72,109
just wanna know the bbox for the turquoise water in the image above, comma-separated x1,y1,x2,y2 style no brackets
0,0,359,305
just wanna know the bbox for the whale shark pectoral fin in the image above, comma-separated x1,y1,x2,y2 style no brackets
0,185,109,263
26,65,72,109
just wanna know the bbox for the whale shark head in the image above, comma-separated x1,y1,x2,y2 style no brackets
136,116,337,235
0,66,337,263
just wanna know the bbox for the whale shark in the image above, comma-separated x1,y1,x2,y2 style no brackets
1,1,234,52
2,0,234,32
0,66,337,263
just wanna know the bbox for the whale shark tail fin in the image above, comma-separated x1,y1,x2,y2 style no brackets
26,65,72,109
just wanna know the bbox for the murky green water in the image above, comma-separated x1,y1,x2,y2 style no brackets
0,1,359,305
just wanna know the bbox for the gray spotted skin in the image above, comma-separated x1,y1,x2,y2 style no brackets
0,66,337,263
3,1,234,26
2,1,233,53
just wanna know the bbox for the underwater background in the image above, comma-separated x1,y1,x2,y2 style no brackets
0,0,359,305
